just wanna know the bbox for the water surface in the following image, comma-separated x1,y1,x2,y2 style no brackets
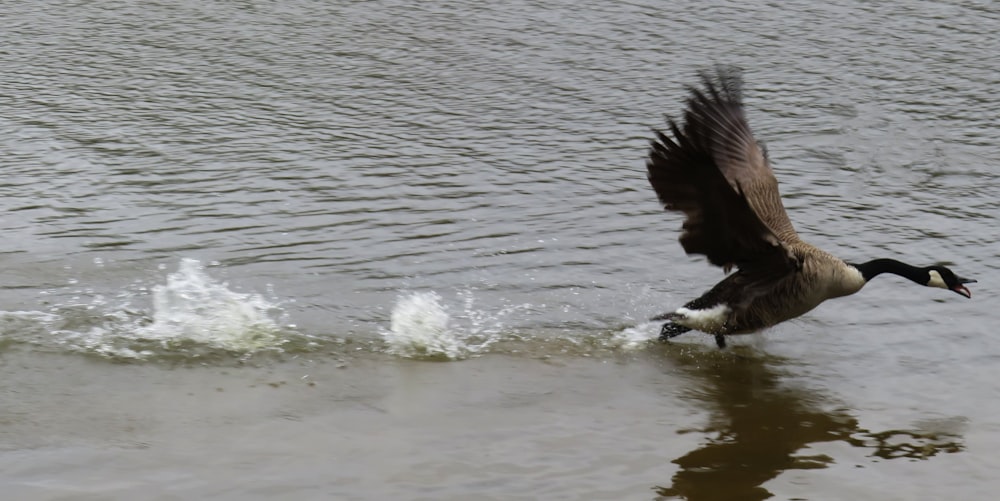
1,0,998,499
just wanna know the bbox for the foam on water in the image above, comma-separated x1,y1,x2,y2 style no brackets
2,259,295,360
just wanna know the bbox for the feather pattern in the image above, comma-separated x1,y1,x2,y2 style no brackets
646,66,799,276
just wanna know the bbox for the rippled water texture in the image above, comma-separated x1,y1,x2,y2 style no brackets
1,0,998,499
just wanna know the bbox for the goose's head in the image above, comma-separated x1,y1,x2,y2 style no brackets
926,266,976,298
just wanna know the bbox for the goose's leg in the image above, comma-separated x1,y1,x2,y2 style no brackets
659,322,691,341
715,334,726,349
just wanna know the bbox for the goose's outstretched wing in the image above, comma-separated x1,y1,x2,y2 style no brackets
646,67,798,273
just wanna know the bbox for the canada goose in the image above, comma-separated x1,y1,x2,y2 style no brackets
647,67,975,348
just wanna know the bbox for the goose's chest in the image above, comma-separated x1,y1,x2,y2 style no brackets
766,257,864,322
800,257,866,305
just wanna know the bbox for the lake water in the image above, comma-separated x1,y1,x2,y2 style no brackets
1,0,998,499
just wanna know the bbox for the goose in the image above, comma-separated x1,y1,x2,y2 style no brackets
646,67,975,349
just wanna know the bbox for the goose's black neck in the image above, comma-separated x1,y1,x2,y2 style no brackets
850,258,926,284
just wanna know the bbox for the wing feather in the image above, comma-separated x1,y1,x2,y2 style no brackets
685,67,796,239
647,67,799,273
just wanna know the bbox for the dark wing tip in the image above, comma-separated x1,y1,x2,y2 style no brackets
696,65,744,105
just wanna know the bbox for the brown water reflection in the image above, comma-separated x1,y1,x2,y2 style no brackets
652,347,963,500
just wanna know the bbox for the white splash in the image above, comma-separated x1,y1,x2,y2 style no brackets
384,292,460,358
35,258,291,359
134,258,287,354
383,291,510,360
607,323,659,351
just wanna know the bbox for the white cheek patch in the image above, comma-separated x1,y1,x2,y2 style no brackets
927,270,948,289
675,304,731,331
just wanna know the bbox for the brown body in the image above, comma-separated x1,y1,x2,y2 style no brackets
685,246,865,335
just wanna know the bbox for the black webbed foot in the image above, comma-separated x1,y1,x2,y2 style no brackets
659,322,691,341
715,334,726,349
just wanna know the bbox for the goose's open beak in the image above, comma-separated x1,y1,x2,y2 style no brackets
953,277,976,298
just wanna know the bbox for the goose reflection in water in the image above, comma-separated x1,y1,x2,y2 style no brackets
650,347,964,501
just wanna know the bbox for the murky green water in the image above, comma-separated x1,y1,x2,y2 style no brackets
1,0,997,499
